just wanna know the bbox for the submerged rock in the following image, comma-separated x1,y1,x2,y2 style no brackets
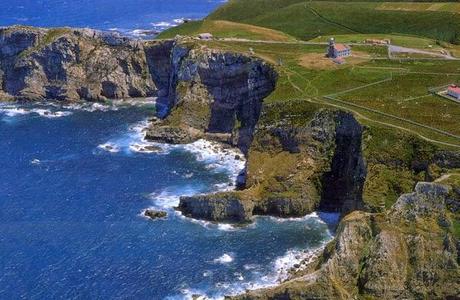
143,209,167,220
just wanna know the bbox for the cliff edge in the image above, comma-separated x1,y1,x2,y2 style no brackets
232,182,460,299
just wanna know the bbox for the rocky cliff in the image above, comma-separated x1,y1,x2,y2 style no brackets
1,26,366,222
2,25,459,299
179,108,367,221
0,26,159,101
233,182,460,299
0,26,276,116
144,45,277,154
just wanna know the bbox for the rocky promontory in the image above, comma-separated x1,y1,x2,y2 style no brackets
0,25,276,111
2,25,459,299
178,109,367,221
233,182,460,299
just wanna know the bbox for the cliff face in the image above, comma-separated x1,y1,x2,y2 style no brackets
1,27,365,221
319,112,366,213
235,182,460,299
0,26,161,101
0,26,276,114
178,109,367,222
145,47,277,154
0,26,277,154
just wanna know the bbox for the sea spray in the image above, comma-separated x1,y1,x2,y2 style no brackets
0,101,338,300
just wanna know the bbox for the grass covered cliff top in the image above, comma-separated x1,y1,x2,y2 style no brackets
159,0,460,210
160,0,460,43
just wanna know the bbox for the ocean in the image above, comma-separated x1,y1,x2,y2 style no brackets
0,102,337,299
0,1,337,299
0,0,223,38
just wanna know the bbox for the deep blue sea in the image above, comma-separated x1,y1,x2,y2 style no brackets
0,0,223,38
0,1,337,298
0,102,337,299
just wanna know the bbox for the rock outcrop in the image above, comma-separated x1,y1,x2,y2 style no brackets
143,209,167,220
0,26,160,101
178,109,366,222
144,47,277,154
233,182,460,299
179,192,254,222
0,26,276,117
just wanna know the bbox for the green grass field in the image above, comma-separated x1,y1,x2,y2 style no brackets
192,39,460,147
159,0,460,148
206,1,460,43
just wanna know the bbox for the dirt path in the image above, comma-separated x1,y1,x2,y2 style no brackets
435,173,460,182
389,45,456,60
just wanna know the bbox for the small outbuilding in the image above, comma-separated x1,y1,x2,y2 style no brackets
198,33,213,40
447,85,460,100
327,38,351,58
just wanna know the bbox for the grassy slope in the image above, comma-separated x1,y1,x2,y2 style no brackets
207,1,460,43
157,20,295,41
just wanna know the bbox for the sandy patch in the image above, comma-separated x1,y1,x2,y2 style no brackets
297,52,370,70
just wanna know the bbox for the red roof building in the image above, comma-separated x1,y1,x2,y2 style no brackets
447,85,460,100
327,38,351,58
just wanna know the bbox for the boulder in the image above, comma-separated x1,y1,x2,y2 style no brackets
143,209,167,220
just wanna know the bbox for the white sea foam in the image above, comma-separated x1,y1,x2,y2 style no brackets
180,139,245,187
129,143,162,153
234,272,244,281
34,109,73,118
213,253,234,264
149,190,184,209
97,143,120,153
216,223,236,231
0,98,156,122
151,21,173,27
203,270,213,277
30,159,41,165
0,106,72,118
173,243,329,300
243,264,259,270
265,211,339,225
173,18,185,24
0,107,30,117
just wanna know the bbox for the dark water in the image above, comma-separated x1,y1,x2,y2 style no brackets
0,102,337,299
0,0,222,37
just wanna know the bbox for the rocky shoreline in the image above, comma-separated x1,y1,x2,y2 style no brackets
231,182,460,299
1,25,459,299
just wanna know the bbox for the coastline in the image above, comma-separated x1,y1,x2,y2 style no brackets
133,118,340,299
1,12,459,297
102,106,338,299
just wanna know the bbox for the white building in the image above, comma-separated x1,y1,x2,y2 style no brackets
327,38,351,58
447,85,460,100
198,33,213,40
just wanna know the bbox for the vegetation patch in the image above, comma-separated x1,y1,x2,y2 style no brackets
158,20,295,41
203,1,460,43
